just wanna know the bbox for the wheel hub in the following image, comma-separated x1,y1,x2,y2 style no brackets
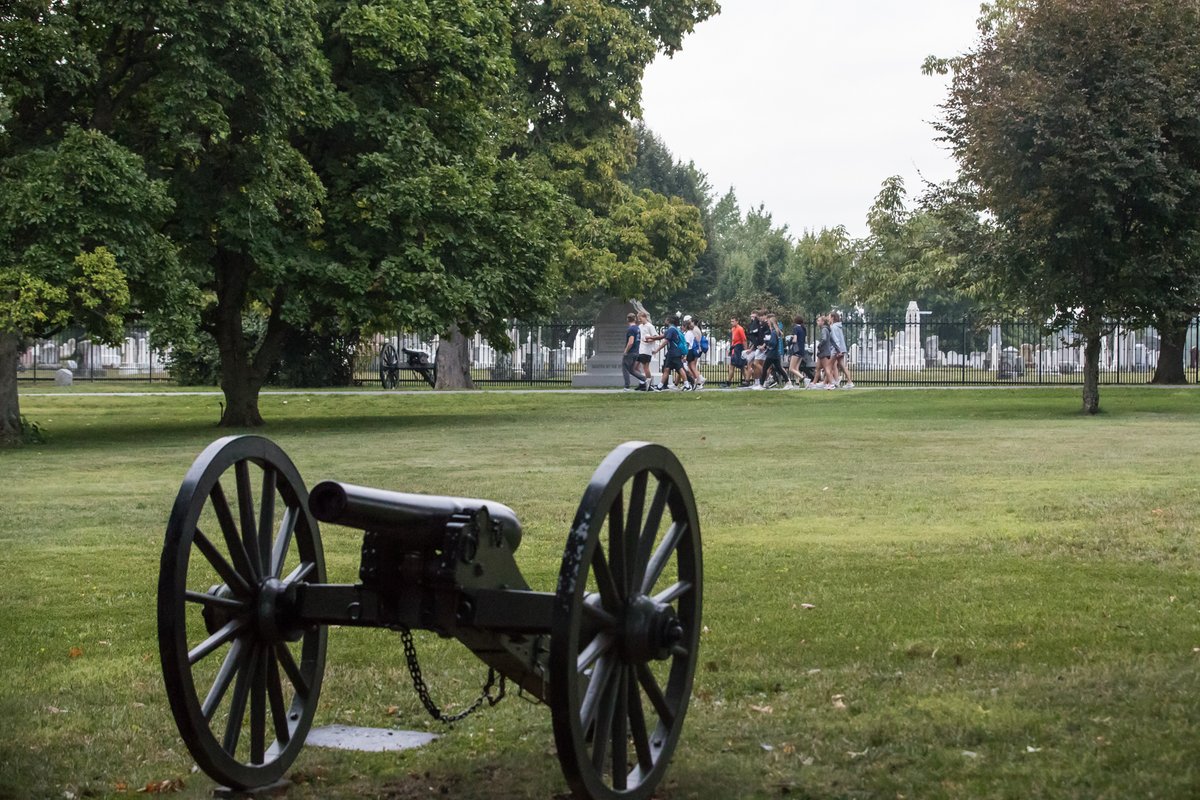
255,578,306,643
621,594,683,663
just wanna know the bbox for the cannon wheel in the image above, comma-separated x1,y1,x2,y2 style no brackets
158,436,327,790
551,442,703,800
380,342,400,389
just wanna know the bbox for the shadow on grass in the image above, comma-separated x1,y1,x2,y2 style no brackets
20,411,525,453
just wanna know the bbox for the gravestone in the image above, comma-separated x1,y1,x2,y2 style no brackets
55,368,73,386
572,298,643,388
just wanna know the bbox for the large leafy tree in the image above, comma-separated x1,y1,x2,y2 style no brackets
929,0,1200,412
4,0,716,419
1,6,180,445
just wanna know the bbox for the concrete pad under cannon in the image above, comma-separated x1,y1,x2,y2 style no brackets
305,725,438,753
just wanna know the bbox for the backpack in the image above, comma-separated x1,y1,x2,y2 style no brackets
688,331,702,357
672,328,691,359
700,332,709,354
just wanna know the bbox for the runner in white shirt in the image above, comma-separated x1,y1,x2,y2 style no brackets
636,311,658,387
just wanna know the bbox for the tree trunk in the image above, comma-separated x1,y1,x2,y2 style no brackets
1082,332,1101,415
218,356,266,427
212,251,291,427
435,323,476,390
0,332,23,446
1151,314,1189,385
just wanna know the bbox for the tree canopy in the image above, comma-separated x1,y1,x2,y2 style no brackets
1,0,719,430
928,0,1200,410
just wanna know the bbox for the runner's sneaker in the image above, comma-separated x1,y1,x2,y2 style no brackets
750,382,765,391
844,381,855,389
803,377,813,388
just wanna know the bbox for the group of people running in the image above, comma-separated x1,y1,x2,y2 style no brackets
728,309,855,390
621,308,855,391
621,311,709,391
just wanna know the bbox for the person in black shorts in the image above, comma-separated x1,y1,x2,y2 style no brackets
651,315,689,391
621,312,646,390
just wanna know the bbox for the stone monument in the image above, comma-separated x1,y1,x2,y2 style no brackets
572,298,644,388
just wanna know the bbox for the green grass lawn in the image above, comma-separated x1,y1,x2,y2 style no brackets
1,387,1198,799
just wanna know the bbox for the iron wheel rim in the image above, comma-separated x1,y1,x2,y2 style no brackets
157,435,326,789
550,441,703,800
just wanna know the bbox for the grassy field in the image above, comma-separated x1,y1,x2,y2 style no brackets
1,387,1198,799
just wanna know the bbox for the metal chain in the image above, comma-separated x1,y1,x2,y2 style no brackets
399,627,506,724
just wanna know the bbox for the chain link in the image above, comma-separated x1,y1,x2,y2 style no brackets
399,627,506,724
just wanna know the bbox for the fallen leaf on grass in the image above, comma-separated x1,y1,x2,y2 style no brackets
961,750,979,759
782,743,796,754
114,782,128,792
138,777,184,793
68,647,83,659
750,705,773,714
760,744,774,752
132,702,145,709
800,603,816,610
1025,745,1042,753
385,705,400,716
831,695,848,711
847,748,869,759
46,706,67,714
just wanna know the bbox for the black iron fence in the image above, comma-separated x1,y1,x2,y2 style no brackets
16,317,1200,387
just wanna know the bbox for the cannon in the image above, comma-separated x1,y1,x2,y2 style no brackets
157,436,702,799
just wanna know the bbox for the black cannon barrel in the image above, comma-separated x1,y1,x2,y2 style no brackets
308,481,523,552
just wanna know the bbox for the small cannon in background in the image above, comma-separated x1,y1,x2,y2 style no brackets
157,436,702,799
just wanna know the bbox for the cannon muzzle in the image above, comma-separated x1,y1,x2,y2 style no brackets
308,481,523,552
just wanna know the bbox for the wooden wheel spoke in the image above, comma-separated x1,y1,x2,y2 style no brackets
627,669,654,772
202,638,247,720
234,461,262,579
184,590,246,611
636,663,675,728
282,560,314,586
590,661,620,771
188,619,245,666
211,483,259,583
579,655,615,733
611,665,629,790
222,643,257,754
642,521,686,595
624,473,648,592
269,506,298,579
607,492,627,595
193,529,251,597
582,596,619,629
274,643,310,699
653,580,693,605
249,645,267,764
257,466,277,579
265,651,291,746
577,632,615,673
590,547,622,610
634,479,670,586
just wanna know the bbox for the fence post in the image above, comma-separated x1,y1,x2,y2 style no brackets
961,317,967,384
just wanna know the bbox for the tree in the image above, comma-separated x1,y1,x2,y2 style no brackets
929,0,1200,412
846,176,986,319
625,123,721,313
0,19,179,444
4,0,718,420
509,1,715,321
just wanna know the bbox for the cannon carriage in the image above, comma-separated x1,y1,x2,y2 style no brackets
158,436,702,799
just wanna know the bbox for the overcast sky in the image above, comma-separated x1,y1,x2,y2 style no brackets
640,1,984,238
